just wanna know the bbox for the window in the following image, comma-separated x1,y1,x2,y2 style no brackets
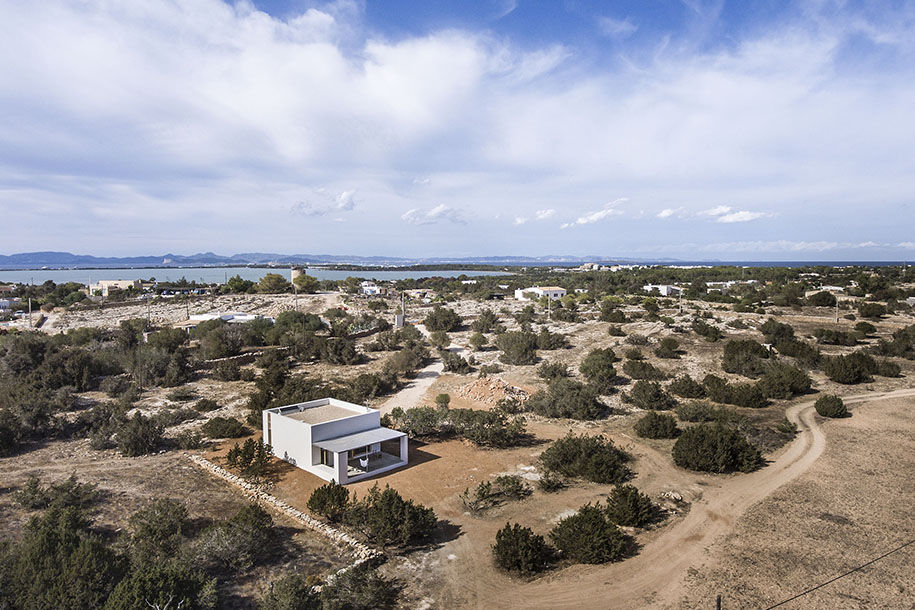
320,449,334,467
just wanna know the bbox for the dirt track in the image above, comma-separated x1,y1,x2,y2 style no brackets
458,388,915,609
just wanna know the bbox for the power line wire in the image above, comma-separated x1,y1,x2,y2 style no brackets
764,539,915,609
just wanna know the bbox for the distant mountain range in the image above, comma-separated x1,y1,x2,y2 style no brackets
0,251,679,269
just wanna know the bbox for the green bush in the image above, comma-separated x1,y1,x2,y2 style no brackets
194,503,275,571
423,306,462,332
116,412,164,457
460,475,531,514
858,302,886,319
654,337,681,359
625,380,677,410
625,348,644,360
854,321,877,336
537,472,564,493
13,474,100,511
549,504,630,564
127,498,190,560
702,375,767,408
605,484,660,527
814,395,849,418
495,331,539,365
258,573,317,610
537,361,570,381
822,352,876,384
578,348,618,393
194,398,220,412
625,333,649,346
760,318,795,343
668,375,707,398
813,328,858,346
876,358,901,377
345,484,436,547
212,360,242,381
492,523,553,575
692,318,723,342
675,401,733,423
722,339,770,377
103,561,213,610
633,412,679,439
807,291,837,307
622,359,668,380
527,379,606,420
317,562,400,610
607,324,626,337
757,362,812,399
200,416,248,438
672,423,763,473
539,433,631,484
225,438,272,480
307,481,350,522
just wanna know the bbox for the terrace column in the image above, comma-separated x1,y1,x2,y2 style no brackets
399,435,409,464
335,451,348,484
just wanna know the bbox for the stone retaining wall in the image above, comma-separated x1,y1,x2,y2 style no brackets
186,454,383,584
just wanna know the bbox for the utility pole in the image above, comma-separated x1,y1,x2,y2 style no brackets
28,297,32,327
835,299,839,324
146,298,151,325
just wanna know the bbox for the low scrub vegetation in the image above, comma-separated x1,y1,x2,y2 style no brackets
492,523,553,575
633,412,680,439
624,380,678,410
672,423,763,473
539,433,631,484
814,395,849,418
460,475,531,514
604,484,661,527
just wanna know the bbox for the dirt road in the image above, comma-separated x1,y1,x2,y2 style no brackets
460,387,915,609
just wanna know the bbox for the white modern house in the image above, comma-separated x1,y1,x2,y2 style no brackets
361,281,383,296
642,284,682,297
514,286,567,301
262,398,408,484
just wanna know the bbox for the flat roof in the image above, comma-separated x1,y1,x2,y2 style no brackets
284,404,362,425
314,427,406,453
535,286,565,291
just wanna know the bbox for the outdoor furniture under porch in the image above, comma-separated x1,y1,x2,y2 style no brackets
313,427,408,484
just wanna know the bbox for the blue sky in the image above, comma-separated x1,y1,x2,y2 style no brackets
1,0,914,260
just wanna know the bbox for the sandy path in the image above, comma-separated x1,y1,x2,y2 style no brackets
462,387,915,609
377,325,464,416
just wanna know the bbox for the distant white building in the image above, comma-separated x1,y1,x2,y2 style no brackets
574,288,589,294
514,286,567,301
460,280,478,285
90,279,141,296
263,398,408,484
0,298,17,310
642,284,681,297
175,311,274,331
361,281,382,296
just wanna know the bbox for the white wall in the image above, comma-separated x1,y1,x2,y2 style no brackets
311,411,379,441
263,411,313,468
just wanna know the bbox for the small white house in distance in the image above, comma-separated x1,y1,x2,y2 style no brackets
361,281,382,296
642,284,682,297
263,398,408,484
90,279,141,296
514,286,567,301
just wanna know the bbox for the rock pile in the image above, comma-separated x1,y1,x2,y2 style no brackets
457,377,528,406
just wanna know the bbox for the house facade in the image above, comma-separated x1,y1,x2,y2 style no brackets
514,286,567,301
262,398,408,484
642,284,682,297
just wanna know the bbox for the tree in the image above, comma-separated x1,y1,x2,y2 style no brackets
822,352,875,384
117,412,163,457
429,330,450,349
471,309,500,333
668,375,707,399
423,306,462,332
0,408,23,457
434,393,450,409
317,562,399,609
672,423,762,473
722,339,770,377
537,361,569,381
858,302,886,319
654,337,681,359
807,291,837,307
225,275,255,293
293,273,320,294
605,485,660,527
578,348,617,393
344,484,436,547
257,273,292,294
128,499,190,561
201,417,248,438
633,412,679,439
307,481,350,522
625,380,677,410
492,523,553,575
103,561,213,610
622,360,667,380
757,362,811,399
194,503,275,571
495,331,538,365
814,395,849,418
549,504,629,564
527,378,605,420
258,574,318,610
539,433,631,484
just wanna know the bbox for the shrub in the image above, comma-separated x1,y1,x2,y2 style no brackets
212,359,241,381
822,352,875,384
460,475,531,514
672,423,763,473
345,484,436,547
607,324,626,337
702,375,767,408
858,302,886,319
807,291,837,307
760,318,795,343
692,318,723,342
537,472,564,493
538,361,570,381
654,337,681,359
757,362,812,399
722,339,770,377
578,348,618,393
625,333,649,346
173,430,203,450
469,332,488,351
536,328,569,350
195,503,275,571
675,401,731,423
625,349,645,360
423,306,462,332
153,407,199,428
625,380,677,410
317,562,400,610
814,395,849,418
258,574,317,610
471,309,500,333
201,416,248,438
429,330,450,349
103,561,212,610
13,474,100,511
127,498,190,560
854,321,877,336
527,379,606,420
478,363,503,376
813,328,858,346
633,412,679,439
605,485,660,527
194,398,220,412
539,433,631,484
225,438,272,480
492,523,553,575
668,375,707,398
166,386,198,402
622,360,668,381
117,412,164,457
495,331,539,365
549,504,630,564
876,358,901,377
307,481,350,522
775,338,821,367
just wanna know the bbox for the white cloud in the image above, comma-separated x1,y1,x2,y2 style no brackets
535,208,555,220
514,216,528,225
401,204,466,225
290,189,357,216
657,207,685,219
597,16,638,39
716,210,770,223
699,205,732,217
561,198,627,229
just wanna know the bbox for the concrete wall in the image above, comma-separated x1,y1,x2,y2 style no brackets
311,411,379,442
263,411,313,468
